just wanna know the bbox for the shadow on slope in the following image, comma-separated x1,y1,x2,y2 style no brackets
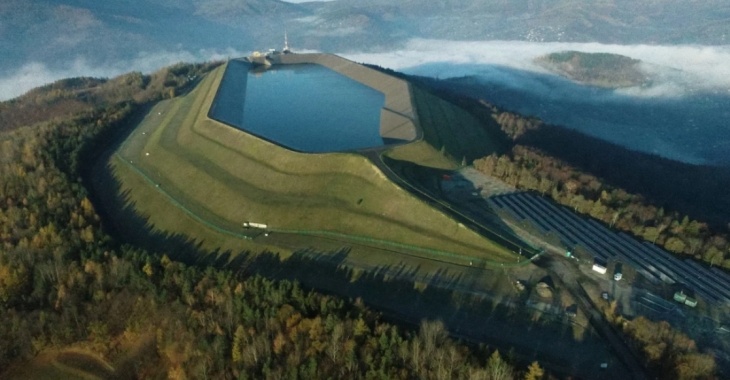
407,68,730,230
517,125,730,229
88,134,624,379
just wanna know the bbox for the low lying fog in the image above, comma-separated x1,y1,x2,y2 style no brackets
345,40,730,166
4,39,729,101
0,48,244,101
344,39,730,98
2,39,727,165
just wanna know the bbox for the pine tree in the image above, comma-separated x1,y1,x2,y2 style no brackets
486,350,514,380
523,361,544,380
232,325,246,363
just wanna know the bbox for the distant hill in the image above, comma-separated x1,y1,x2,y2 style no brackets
535,51,650,88
2,0,729,74
314,0,730,45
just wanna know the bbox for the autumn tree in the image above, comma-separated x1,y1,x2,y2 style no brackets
523,361,544,380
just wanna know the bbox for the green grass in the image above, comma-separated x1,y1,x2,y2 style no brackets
401,85,505,165
102,61,523,270
2,350,114,380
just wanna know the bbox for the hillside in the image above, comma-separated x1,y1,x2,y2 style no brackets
0,62,542,380
405,73,730,271
97,58,521,264
535,51,650,88
2,60,724,379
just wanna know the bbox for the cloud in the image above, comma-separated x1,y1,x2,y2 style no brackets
342,39,730,98
2,38,726,165
344,39,730,166
0,47,246,101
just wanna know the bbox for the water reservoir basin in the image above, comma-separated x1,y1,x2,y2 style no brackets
210,59,388,152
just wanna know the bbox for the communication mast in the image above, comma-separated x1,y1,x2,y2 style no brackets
283,31,291,53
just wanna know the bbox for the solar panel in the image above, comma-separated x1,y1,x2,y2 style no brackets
488,193,730,305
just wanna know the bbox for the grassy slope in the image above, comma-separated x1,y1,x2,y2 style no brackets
105,64,518,266
386,85,505,167
2,335,157,380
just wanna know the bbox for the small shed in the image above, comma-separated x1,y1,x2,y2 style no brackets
592,263,607,275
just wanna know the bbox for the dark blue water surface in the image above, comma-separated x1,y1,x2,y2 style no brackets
209,60,386,152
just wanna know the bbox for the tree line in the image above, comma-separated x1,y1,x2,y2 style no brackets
599,300,716,379
473,142,729,269
398,74,729,270
0,63,546,379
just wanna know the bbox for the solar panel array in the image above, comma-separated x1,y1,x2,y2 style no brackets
489,192,730,305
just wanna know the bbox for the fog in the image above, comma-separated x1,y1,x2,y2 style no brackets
344,40,730,166
0,48,245,101
2,37,728,166
344,39,730,98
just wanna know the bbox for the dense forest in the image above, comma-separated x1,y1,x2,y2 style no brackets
534,51,649,88
472,110,730,270
0,63,549,379
0,61,719,379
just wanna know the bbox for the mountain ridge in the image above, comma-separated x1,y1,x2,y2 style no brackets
2,0,728,76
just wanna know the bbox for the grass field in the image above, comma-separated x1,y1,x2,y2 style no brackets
95,59,527,277
2,349,116,380
403,85,505,164
1,333,157,380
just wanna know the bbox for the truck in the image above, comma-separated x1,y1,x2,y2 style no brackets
242,221,268,229
673,291,697,308
592,264,607,274
613,262,623,281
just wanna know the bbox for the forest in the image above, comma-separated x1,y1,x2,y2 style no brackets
0,62,545,379
472,111,730,270
534,51,648,88
405,73,730,271
0,60,718,379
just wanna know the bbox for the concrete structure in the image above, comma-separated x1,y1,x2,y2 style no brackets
673,291,697,308
283,31,290,54
248,51,271,67
536,282,553,298
614,262,623,281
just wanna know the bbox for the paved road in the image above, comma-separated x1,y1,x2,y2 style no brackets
364,153,649,379
550,260,648,380
362,151,539,258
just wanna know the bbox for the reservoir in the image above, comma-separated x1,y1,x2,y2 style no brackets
209,59,387,152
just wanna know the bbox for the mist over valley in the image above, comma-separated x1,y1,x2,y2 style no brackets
346,40,730,166
2,1,729,167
